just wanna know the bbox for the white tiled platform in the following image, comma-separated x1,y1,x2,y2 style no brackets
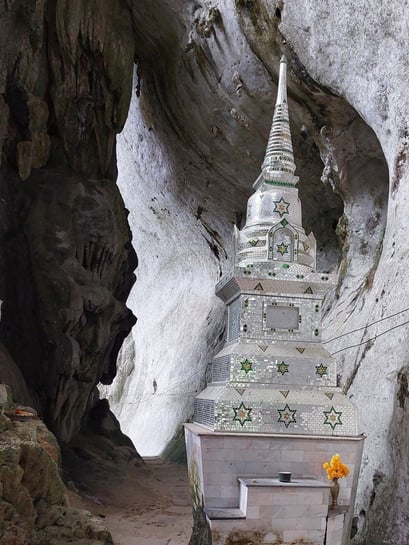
208,476,332,545
185,424,364,545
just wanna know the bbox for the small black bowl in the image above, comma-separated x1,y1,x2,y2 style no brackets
278,471,291,483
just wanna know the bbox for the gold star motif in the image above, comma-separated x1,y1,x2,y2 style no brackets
276,242,289,256
233,402,252,426
277,361,289,375
273,197,290,217
316,363,328,377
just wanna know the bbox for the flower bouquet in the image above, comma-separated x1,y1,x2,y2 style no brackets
323,454,349,507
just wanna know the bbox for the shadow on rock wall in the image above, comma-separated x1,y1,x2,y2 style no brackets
0,0,138,446
113,0,388,453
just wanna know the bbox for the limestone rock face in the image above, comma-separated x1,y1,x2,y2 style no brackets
1,0,408,543
0,411,114,544
0,0,137,443
105,0,344,455
107,1,404,543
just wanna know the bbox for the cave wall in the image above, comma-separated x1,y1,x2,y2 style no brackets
0,0,137,443
278,3,409,544
104,0,343,455
107,1,407,544
1,0,409,543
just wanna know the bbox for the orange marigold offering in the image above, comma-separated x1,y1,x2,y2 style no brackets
323,454,349,480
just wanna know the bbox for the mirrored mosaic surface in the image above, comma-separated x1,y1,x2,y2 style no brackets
193,56,359,438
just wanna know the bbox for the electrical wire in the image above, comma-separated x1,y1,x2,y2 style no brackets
323,305,409,345
113,389,198,404
108,364,208,404
106,307,409,404
330,317,409,356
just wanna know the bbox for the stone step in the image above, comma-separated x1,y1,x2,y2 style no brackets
205,507,245,520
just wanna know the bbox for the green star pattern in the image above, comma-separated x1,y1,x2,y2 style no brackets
273,197,290,217
277,361,289,375
277,404,297,428
323,406,343,430
240,359,253,374
277,242,289,256
315,363,328,377
233,402,252,426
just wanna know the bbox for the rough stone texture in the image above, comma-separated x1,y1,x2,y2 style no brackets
0,0,137,444
1,1,408,544
105,1,402,544
0,410,114,545
104,0,344,455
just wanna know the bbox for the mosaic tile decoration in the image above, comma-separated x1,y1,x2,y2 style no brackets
229,293,324,343
232,401,253,426
227,298,241,342
276,242,289,256
240,359,254,374
277,403,297,427
210,342,337,388
212,399,357,437
195,384,358,436
194,399,215,428
193,55,359,438
315,363,328,377
277,361,289,375
211,355,231,382
216,267,337,303
273,197,290,217
323,406,343,430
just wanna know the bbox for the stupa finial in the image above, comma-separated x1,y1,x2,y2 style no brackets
276,55,288,104
261,55,298,186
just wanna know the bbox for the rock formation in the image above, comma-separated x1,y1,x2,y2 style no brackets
107,2,401,544
0,0,137,444
1,0,408,544
0,385,115,544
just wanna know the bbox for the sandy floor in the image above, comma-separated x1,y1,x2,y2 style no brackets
68,456,193,545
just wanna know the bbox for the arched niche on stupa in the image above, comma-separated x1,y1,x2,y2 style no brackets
268,224,297,262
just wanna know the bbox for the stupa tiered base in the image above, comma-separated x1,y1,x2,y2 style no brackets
185,423,364,545
195,385,358,435
193,260,359,437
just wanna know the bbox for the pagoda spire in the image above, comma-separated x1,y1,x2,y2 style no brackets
261,55,298,186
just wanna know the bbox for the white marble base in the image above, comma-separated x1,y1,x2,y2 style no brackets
185,423,364,545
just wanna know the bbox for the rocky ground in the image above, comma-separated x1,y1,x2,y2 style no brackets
0,405,114,544
0,383,192,545
67,457,193,545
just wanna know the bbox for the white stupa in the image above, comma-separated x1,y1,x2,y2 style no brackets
185,57,364,545
193,56,358,437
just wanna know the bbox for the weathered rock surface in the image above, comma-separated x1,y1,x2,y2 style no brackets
105,1,404,544
0,0,137,444
0,408,114,544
